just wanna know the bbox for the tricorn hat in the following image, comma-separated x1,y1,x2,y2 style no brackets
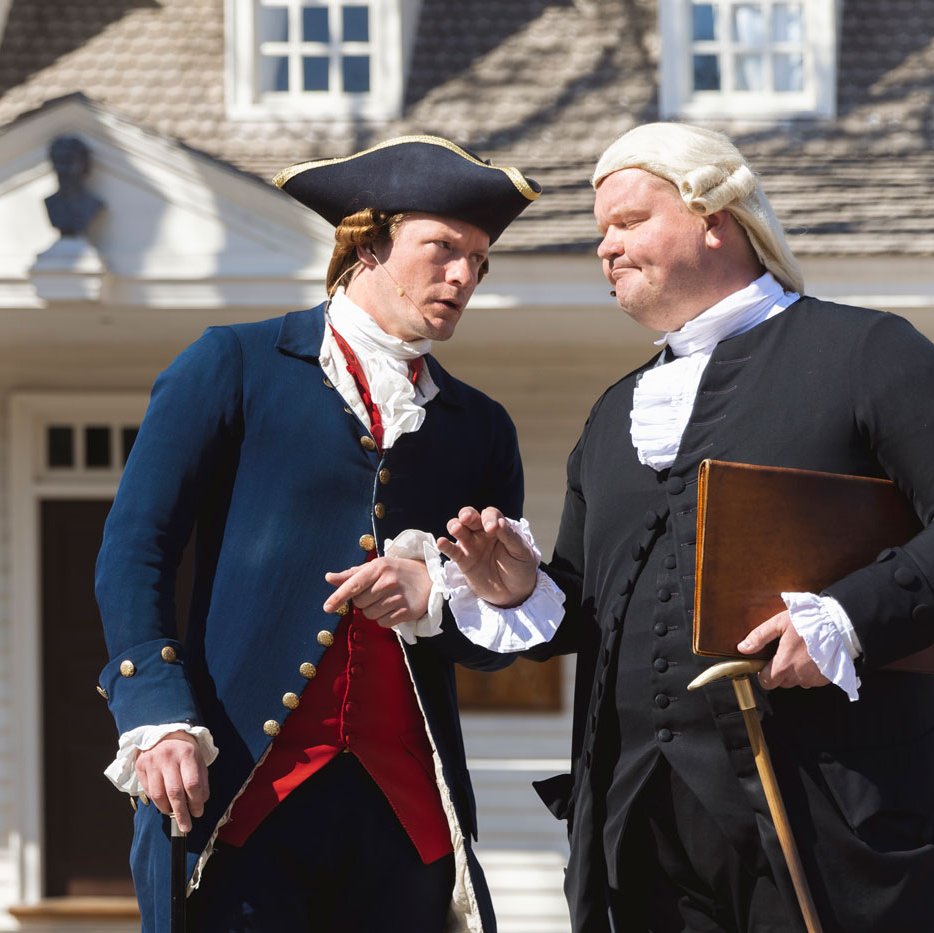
274,135,541,244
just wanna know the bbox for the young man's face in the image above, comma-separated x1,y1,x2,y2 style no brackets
595,168,715,333
365,213,490,342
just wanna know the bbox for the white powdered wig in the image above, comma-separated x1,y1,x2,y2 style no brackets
593,123,804,294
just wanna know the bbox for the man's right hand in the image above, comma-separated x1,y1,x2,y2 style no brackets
437,506,539,608
134,731,209,832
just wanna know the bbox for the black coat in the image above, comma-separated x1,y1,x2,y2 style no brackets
533,298,934,932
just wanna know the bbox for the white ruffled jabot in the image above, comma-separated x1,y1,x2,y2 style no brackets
326,288,436,449
630,273,798,470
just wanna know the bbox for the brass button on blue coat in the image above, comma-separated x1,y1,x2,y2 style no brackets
894,567,918,588
119,660,135,677
317,630,335,647
378,468,391,485
263,720,280,737
653,658,669,673
282,692,300,710
161,646,177,663
666,476,685,495
359,533,376,551
299,662,317,679
322,377,334,389
360,436,377,451
374,502,386,519
657,728,673,743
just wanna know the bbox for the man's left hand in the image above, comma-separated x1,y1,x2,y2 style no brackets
738,610,830,690
323,557,432,627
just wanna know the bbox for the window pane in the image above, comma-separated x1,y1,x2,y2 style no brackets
121,427,139,465
303,6,329,42
259,54,289,91
47,426,74,468
303,55,329,90
342,6,369,42
692,53,720,91
85,426,111,468
732,4,766,45
257,5,289,42
773,52,804,91
772,4,804,43
692,3,717,41
342,54,369,92
734,53,765,90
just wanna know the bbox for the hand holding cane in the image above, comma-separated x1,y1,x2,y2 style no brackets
688,659,824,933
170,815,187,933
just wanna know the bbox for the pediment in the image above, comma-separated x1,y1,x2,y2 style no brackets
0,95,334,310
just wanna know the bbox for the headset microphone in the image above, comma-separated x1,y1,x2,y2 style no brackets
368,246,407,298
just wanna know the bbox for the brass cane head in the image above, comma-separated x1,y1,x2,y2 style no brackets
687,658,766,691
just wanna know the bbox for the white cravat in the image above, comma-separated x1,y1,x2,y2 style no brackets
631,273,797,470
324,288,437,449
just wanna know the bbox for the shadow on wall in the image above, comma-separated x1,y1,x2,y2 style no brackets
0,0,160,96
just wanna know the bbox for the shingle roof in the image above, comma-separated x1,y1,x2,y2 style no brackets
1,0,932,255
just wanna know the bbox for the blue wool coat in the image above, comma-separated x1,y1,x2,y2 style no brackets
95,303,522,932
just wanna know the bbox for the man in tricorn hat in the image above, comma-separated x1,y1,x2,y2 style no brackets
95,136,544,931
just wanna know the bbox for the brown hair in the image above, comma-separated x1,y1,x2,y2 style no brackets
326,208,405,295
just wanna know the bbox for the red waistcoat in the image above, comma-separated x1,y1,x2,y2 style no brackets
217,330,452,864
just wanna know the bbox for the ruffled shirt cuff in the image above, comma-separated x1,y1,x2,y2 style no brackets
443,518,566,653
783,591,863,702
104,723,219,795
385,529,448,645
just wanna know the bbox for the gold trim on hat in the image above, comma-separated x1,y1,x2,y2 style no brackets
273,135,540,202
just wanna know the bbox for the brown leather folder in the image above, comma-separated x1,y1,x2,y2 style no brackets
693,459,934,673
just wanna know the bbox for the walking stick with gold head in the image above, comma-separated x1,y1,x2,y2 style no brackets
688,659,823,933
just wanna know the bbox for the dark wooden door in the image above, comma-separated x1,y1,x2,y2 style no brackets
41,499,134,895
40,499,193,896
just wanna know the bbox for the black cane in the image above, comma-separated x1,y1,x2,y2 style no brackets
170,815,187,933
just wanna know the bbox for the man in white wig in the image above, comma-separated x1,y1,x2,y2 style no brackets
440,123,934,932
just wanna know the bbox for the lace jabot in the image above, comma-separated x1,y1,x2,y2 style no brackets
630,273,798,470
326,288,435,448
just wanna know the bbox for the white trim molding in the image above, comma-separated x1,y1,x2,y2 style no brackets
7,392,148,909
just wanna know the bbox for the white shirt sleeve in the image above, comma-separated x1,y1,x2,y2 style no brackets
387,520,566,652
104,723,219,795
782,591,863,701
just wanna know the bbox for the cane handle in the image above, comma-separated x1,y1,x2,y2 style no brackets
687,658,766,691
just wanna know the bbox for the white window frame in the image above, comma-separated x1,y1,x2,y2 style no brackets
659,0,838,120
8,392,149,905
225,0,405,121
